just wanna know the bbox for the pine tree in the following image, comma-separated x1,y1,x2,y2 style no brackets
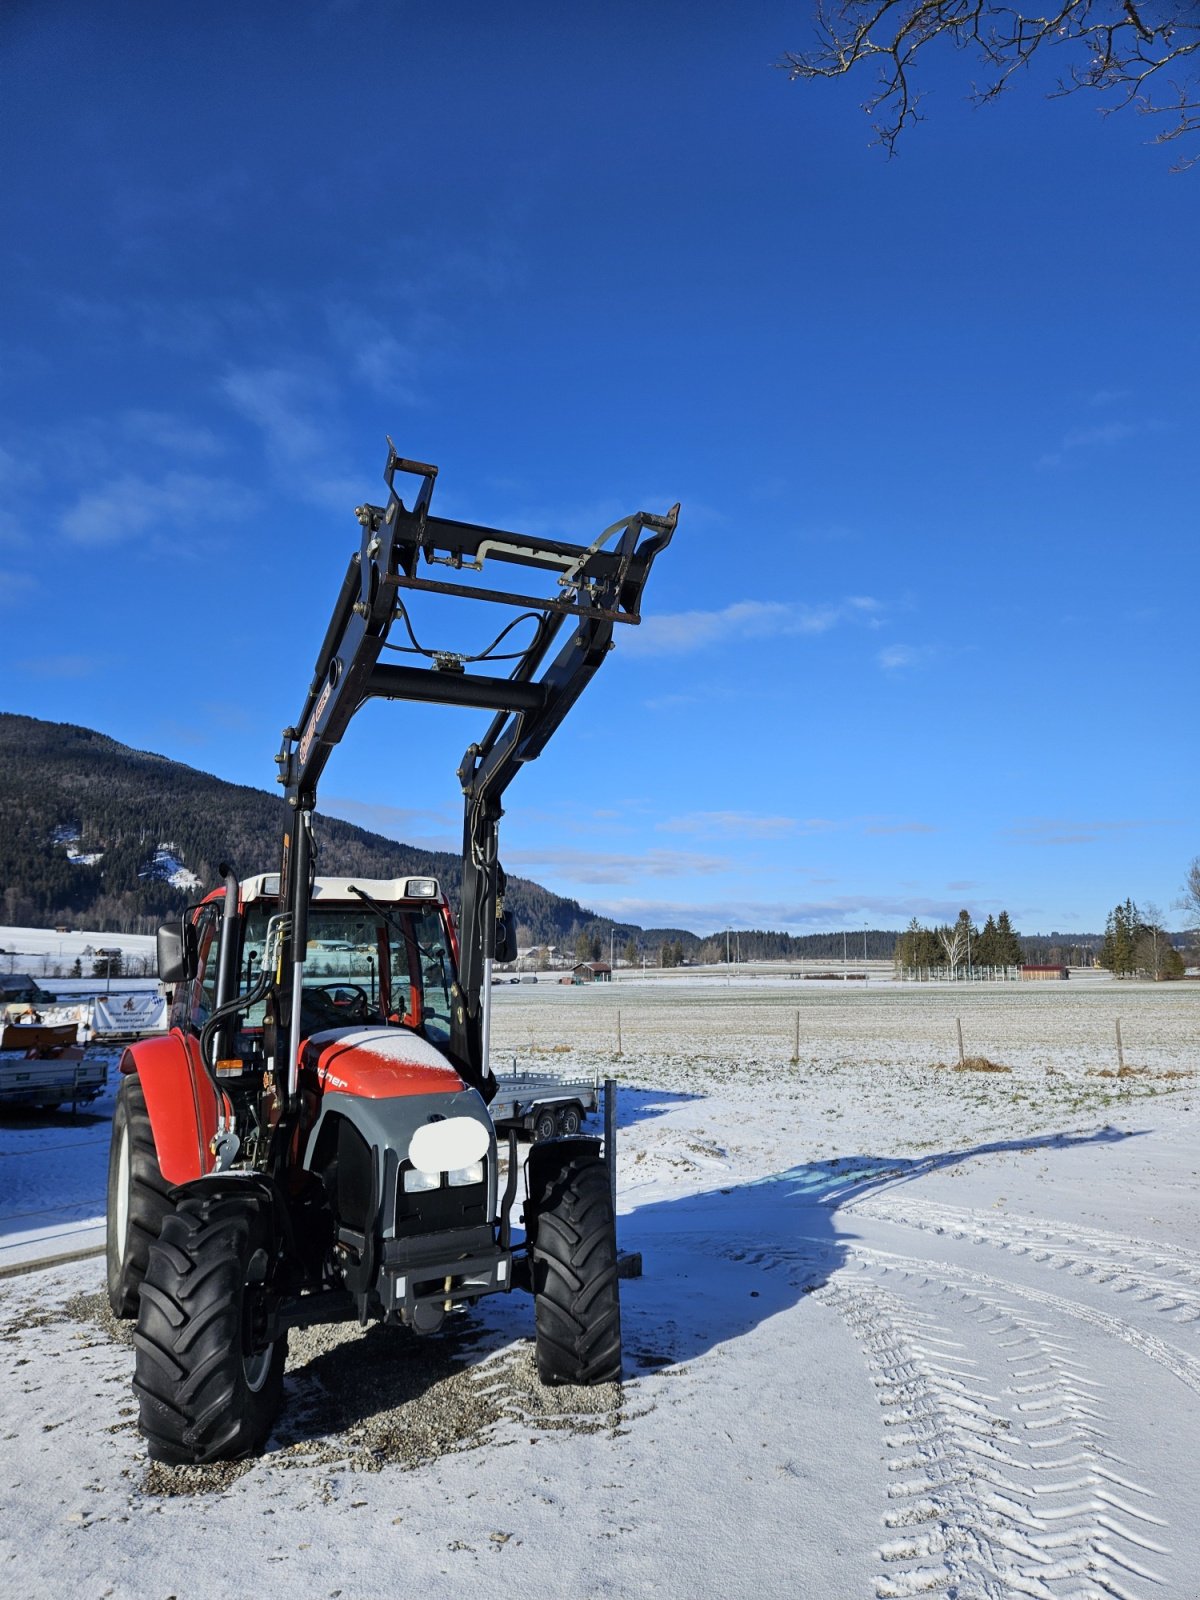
975,914,999,968
1099,900,1140,976
995,910,1023,967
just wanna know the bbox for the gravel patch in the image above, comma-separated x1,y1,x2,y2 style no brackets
61,1292,626,1498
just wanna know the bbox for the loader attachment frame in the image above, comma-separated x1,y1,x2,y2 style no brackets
270,443,677,1126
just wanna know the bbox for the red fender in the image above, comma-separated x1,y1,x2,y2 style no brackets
120,1032,219,1184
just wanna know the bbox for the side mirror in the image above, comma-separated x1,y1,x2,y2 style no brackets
157,920,198,984
494,909,518,966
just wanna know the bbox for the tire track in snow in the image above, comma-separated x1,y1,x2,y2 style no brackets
818,1269,1171,1600
845,1241,1200,1401
720,1236,1180,1597
846,1198,1200,1325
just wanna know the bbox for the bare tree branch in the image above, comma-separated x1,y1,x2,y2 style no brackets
780,1,1200,162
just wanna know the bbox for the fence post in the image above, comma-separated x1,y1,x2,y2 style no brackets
1116,1018,1125,1072
616,1008,622,1057
956,1017,965,1066
604,1076,617,1213
791,1009,800,1065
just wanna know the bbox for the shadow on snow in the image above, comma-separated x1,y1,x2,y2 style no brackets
615,1123,1142,1371
269,1124,1140,1451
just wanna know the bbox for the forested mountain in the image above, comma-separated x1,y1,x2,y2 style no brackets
0,712,614,946
6,713,1110,966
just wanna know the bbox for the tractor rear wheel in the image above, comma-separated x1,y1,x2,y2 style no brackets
106,1074,171,1318
133,1193,286,1464
526,1143,621,1385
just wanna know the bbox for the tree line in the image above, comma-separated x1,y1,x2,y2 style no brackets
1098,899,1184,980
894,910,1025,976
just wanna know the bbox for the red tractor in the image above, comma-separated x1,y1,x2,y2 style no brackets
105,447,677,1463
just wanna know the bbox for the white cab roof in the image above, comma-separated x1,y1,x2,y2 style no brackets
240,874,442,904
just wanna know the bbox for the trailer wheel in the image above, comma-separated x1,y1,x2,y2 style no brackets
533,1108,558,1142
106,1074,172,1318
526,1143,621,1385
133,1193,286,1464
557,1104,582,1137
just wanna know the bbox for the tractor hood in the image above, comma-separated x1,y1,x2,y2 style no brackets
301,1026,465,1099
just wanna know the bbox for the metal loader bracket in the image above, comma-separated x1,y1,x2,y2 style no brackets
272,443,678,1111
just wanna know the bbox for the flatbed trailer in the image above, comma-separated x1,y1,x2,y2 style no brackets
489,1069,599,1141
0,1023,107,1110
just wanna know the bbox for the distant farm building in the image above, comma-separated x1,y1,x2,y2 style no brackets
572,961,612,984
1020,964,1069,981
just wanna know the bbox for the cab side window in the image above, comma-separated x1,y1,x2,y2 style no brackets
170,908,220,1034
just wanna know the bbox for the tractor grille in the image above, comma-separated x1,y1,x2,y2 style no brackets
394,1162,488,1238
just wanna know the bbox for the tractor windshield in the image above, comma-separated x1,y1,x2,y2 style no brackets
238,901,455,1045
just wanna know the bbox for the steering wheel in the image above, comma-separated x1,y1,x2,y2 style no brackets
300,982,372,1025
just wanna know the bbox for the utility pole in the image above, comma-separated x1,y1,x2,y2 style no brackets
842,928,847,978
726,928,730,964
609,925,615,973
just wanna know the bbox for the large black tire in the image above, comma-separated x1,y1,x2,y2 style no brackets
527,1145,621,1385
106,1074,172,1318
133,1193,287,1464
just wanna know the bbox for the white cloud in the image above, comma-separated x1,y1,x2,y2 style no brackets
119,410,225,458
1087,387,1131,408
1005,816,1174,847
588,893,990,934
221,365,327,461
0,569,35,605
60,471,255,546
326,305,428,405
864,820,937,836
17,653,105,679
1038,417,1165,469
877,644,935,671
624,596,886,658
658,812,935,840
319,796,458,850
504,846,730,885
657,811,829,840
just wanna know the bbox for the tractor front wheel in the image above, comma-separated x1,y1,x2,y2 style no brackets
106,1074,171,1318
526,1143,621,1385
133,1193,286,1463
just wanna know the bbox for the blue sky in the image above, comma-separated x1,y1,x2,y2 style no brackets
1,2,1195,936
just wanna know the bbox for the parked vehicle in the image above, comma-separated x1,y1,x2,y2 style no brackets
106,444,676,1462
0,1021,105,1110
489,1067,599,1142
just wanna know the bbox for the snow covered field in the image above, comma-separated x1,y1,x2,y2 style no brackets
0,977,1197,1598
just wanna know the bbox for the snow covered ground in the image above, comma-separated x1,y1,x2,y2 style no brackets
0,977,1197,1598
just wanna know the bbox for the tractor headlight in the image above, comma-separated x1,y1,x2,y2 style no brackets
447,1161,484,1187
403,1167,441,1193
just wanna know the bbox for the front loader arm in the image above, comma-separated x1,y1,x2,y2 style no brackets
271,442,677,1113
